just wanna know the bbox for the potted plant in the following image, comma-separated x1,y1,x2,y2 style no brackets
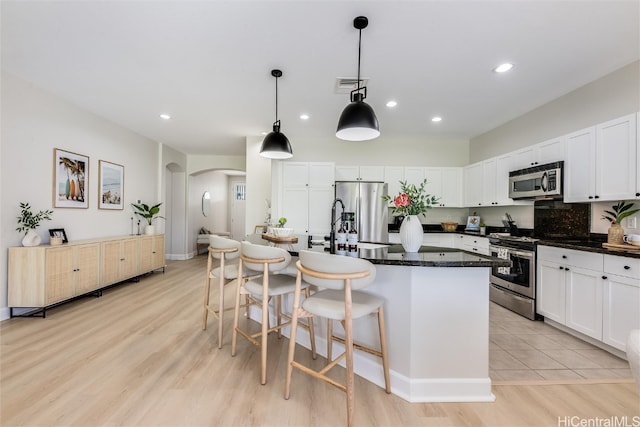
16,202,53,246
382,179,439,252
132,202,164,235
602,200,639,244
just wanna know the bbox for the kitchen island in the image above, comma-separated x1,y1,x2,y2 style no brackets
245,234,510,403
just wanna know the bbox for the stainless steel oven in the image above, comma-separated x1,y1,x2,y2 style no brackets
489,236,538,320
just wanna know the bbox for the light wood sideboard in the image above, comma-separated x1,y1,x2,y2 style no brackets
8,234,165,317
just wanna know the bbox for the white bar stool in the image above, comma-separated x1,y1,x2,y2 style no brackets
284,250,391,427
202,236,260,349
231,242,315,385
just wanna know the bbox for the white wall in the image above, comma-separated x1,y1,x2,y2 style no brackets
470,61,640,163
1,72,161,319
189,170,229,255
469,61,640,232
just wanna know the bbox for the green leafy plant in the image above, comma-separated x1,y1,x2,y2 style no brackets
601,200,639,224
278,217,287,227
16,202,53,235
132,202,164,225
382,179,439,217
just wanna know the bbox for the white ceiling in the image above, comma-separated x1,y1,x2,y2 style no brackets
2,1,638,156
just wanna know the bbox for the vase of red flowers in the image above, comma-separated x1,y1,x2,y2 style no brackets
383,179,439,252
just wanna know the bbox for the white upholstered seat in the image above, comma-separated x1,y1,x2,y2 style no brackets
284,250,390,427
231,242,315,385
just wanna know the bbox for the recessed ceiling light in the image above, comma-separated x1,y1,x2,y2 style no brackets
300,114,310,120
159,114,171,120
386,100,397,108
431,116,442,122
493,63,514,73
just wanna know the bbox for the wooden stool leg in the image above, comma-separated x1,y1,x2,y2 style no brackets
202,251,213,330
217,269,225,349
231,262,243,357
260,270,270,385
284,273,304,399
276,295,283,339
327,319,333,363
377,306,391,393
305,287,317,359
344,279,355,427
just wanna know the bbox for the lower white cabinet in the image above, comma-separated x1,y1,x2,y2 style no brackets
455,234,489,255
602,255,640,351
537,246,640,352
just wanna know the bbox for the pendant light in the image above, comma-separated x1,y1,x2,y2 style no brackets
336,16,380,141
260,69,293,159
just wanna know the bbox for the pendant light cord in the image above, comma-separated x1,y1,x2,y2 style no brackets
274,75,278,124
356,28,362,93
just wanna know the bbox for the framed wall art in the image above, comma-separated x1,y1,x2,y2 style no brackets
98,160,124,210
53,148,89,209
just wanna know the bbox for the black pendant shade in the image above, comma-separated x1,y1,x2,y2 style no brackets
260,69,293,159
336,16,380,141
260,121,293,160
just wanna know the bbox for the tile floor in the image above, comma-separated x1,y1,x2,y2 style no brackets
489,302,632,381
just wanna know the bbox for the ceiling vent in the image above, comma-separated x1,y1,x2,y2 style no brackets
334,77,369,94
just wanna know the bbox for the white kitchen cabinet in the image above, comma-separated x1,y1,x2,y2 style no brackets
455,234,489,255
537,246,604,340
602,255,640,351
463,162,483,207
403,167,425,187
494,154,514,205
281,162,335,235
565,113,637,202
422,232,456,248
384,166,404,202
512,137,565,170
335,165,384,181
423,167,462,207
482,158,497,206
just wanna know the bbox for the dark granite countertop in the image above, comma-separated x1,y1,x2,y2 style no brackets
245,234,510,268
537,239,640,259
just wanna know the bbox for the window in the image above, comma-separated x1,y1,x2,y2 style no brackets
235,183,246,201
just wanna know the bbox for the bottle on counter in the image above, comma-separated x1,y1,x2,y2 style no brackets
337,223,347,250
348,225,358,252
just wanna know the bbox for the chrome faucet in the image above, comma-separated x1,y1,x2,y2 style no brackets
329,198,345,253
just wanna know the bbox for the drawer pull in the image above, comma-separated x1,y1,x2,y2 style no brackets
562,255,567,259
624,265,631,270
602,275,607,280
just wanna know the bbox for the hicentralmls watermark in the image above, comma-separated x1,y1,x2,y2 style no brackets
558,416,640,427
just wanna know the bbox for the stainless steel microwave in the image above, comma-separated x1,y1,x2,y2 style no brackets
508,161,563,200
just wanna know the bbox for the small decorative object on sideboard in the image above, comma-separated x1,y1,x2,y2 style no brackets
602,200,639,244
16,202,53,247
132,202,164,235
382,179,438,252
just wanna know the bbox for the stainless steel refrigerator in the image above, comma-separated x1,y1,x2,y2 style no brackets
335,181,388,243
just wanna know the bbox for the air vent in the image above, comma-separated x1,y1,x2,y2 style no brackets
335,77,369,94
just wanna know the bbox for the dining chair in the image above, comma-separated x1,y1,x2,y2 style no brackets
284,250,391,427
231,241,315,385
202,236,261,349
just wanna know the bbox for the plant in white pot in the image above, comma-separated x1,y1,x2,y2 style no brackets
16,202,53,246
132,202,164,235
602,200,639,244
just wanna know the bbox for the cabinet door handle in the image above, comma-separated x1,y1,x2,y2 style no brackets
562,255,567,259
565,268,570,271
602,276,608,279
594,195,600,199
588,196,594,199
624,265,631,270
558,266,564,270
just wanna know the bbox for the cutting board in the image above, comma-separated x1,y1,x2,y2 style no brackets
261,233,298,243
602,242,640,252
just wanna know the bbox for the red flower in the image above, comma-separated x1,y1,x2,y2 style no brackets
394,193,410,208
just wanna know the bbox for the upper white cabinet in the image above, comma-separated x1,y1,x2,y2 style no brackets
281,162,334,236
463,162,483,207
512,137,566,170
424,167,462,207
403,167,426,187
565,113,637,202
383,166,404,201
335,165,384,181
464,157,512,207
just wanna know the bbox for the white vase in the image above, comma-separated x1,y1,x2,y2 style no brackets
399,215,423,252
22,229,42,247
145,225,155,235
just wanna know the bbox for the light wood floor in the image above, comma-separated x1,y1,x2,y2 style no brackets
2,256,639,427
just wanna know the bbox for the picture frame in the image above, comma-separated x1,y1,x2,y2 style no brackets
53,148,89,209
48,228,68,243
98,160,124,210
465,215,481,231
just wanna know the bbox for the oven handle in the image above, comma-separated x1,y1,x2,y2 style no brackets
489,245,535,260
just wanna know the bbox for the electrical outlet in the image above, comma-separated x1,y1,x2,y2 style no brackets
628,216,637,229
